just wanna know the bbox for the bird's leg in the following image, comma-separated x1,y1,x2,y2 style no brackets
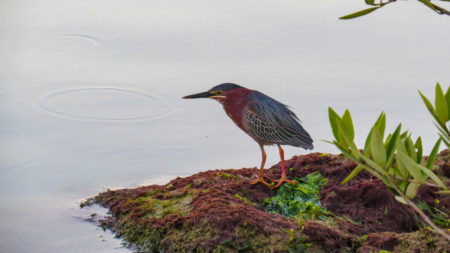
270,145,297,189
250,144,272,187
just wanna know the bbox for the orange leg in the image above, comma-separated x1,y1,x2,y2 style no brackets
250,144,272,187
270,144,297,189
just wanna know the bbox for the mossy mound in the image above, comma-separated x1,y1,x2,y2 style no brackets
82,151,450,252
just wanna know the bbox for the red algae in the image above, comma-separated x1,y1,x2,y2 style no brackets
83,151,450,252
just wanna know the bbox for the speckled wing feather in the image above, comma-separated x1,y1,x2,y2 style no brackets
243,91,313,149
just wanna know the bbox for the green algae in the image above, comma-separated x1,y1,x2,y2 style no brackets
234,193,257,206
114,219,309,252
393,228,449,253
216,172,239,180
126,190,196,219
264,172,330,220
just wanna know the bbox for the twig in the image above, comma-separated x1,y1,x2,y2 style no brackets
391,175,444,189
377,0,398,7
431,2,450,15
389,179,450,241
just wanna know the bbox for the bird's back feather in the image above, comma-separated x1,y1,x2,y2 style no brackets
243,91,313,149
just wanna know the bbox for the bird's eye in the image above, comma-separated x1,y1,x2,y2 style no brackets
210,90,223,94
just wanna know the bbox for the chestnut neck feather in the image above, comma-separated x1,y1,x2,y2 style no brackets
221,88,252,131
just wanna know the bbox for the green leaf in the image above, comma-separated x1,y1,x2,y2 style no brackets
370,128,387,167
395,196,408,205
398,151,447,189
333,141,359,164
384,133,392,147
385,124,402,169
328,107,342,143
426,138,441,170
435,82,448,124
436,190,450,195
405,182,421,199
441,135,450,149
365,0,376,5
398,180,409,192
414,137,423,164
341,110,355,142
399,131,409,140
364,130,373,156
417,163,447,190
395,139,410,178
342,165,364,184
433,122,450,148
405,136,417,162
395,162,409,178
374,112,386,138
396,150,423,182
338,119,358,153
419,90,437,116
339,7,380,20
445,85,450,116
359,155,388,176
322,139,334,145
396,134,407,153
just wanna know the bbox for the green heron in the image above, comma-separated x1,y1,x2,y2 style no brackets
183,83,313,188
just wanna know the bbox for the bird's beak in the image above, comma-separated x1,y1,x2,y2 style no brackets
182,91,211,99
183,91,219,99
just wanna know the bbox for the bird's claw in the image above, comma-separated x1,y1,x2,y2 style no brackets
270,177,297,189
264,175,278,182
250,177,272,187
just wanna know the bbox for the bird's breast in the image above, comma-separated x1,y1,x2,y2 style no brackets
221,89,251,132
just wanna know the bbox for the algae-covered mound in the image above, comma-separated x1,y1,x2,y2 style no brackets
82,151,450,252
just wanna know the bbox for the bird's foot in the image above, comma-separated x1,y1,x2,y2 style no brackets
250,177,272,187
264,174,279,182
270,176,297,189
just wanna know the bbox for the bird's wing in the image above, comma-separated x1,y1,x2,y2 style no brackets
243,91,313,149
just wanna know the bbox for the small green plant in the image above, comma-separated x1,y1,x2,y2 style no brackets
264,172,330,220
326,82,449,240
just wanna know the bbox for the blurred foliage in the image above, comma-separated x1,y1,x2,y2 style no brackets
264,172,330,220
340,0,450,19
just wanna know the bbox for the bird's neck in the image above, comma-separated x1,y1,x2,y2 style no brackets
222,88,251,130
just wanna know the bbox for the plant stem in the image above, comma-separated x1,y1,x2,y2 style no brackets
391,175,442,188
390,179,450,241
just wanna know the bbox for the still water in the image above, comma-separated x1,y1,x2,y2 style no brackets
1,0,449,252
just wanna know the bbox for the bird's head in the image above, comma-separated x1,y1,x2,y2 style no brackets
182,83,246,103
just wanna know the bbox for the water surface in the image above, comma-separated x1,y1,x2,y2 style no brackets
1,0,449,252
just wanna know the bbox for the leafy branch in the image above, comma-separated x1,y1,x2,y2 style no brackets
326,83,450,240
340,0,450,19
419,83,450,148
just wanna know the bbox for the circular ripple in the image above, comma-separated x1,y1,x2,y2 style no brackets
40,34,101,51
38,87,173,121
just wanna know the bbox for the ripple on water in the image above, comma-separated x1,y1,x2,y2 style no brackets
40,34,101,51
38,87,173,121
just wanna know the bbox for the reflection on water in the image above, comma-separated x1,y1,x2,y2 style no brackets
0,0,449,252
38,87,174,121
